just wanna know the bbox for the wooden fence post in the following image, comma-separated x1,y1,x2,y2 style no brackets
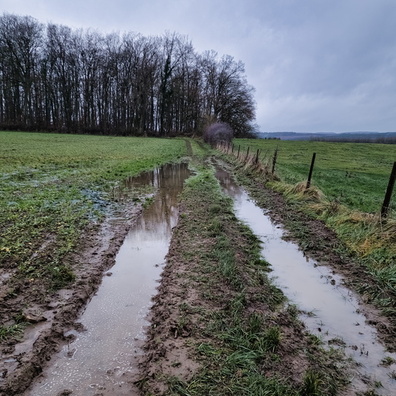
381,161,396,218
306,153,317,189
245,146,250,162
255,149,260,164
271,148,278,174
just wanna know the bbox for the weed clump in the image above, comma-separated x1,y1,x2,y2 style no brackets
287,181,325,202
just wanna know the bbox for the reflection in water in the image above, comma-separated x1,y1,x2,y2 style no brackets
27,163,190,396
215,165,396,395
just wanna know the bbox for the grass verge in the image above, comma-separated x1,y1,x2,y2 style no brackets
233,139,395,216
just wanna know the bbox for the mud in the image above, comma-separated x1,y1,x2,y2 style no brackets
0,165,155,396
0,204,145,395
1,156,396,395
23,162,191,396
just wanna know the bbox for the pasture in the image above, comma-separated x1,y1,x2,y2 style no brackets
234,139,395,215
1,131,395,395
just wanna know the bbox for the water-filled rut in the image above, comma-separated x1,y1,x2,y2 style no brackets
25,163,191,396
215,165,396,395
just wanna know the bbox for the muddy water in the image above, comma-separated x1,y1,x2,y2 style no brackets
215,166,396,395
26,163,190,396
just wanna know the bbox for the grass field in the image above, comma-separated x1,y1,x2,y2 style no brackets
2,132,394,288
234,139,395,215
0,131,186,289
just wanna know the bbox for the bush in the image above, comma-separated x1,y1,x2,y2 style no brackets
203,122,233,146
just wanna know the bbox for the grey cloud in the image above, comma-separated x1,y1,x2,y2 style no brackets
1,0,395,131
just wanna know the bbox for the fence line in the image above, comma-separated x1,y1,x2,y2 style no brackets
216,142,395,218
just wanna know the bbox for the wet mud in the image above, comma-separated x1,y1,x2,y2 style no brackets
1,210,141,396
0,163,190,396
23,163,190,396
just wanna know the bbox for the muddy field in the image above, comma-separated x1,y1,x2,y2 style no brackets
1,156,395,395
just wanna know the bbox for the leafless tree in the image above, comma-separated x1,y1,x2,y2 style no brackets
0,14,43,129
0,13,256,137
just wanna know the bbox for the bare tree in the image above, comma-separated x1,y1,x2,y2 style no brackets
0,13,256,137
199,52,255,137
0,14,43,129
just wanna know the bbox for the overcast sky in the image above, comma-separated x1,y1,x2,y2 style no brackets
1,0,395,132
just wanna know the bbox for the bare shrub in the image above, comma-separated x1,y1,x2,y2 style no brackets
203,122,234,146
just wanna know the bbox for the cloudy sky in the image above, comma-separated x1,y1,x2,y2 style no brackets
1,0,395,132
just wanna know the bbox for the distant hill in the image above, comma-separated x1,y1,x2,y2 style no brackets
256,131,396,143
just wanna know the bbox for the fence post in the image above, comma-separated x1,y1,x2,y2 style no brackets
271,148,278,174
381,161,396,218
306,153,317,189
245,146,250,162
255,149,260,164
231,144,234,153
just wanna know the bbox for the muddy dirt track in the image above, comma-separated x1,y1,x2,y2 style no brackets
0,202,143,395
1,157,395,395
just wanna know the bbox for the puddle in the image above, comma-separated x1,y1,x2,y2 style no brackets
25,162,190,396
215,165,396,395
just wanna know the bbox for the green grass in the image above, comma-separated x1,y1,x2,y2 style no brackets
0,134,351,393
0,324,25,342
234,139,395,215
0,131,186,289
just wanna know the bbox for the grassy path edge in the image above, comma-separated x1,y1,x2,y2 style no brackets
138,150,349,395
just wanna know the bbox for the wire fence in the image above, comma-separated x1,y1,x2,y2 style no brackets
217,142,396,219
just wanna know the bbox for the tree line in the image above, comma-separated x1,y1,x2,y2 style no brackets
0,13,256,137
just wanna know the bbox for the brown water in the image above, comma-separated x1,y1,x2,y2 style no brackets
215,165,396,395
26,162,190,396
